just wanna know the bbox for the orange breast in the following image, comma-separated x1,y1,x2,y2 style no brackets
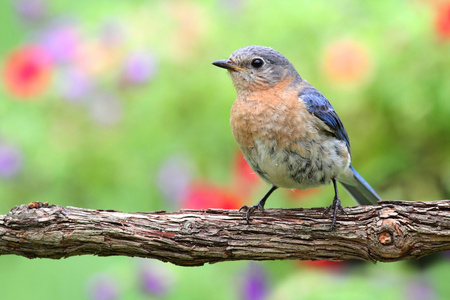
230,79,317,155
229,79,350,189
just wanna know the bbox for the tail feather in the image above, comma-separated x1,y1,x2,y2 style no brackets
337,165,381,205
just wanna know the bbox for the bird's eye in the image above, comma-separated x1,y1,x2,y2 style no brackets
251,58,264,68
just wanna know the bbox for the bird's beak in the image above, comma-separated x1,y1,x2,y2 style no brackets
212,59,245,72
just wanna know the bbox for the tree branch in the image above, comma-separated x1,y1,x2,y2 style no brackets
1,200,449,266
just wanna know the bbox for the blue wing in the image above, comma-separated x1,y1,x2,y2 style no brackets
338,165,381,205
298,86,350,152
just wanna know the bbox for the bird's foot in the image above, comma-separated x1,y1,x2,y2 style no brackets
322,196,347,231
239,202,265,224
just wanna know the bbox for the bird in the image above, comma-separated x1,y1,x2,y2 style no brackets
212,45,381,230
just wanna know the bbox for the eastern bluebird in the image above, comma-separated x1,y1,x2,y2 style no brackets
212,45,381,230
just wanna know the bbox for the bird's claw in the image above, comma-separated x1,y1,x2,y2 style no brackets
239,203,265,224
322,196,347,231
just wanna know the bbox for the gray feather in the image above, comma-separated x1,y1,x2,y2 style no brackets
337,165,381,205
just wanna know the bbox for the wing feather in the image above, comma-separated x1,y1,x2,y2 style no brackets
299,86,350,152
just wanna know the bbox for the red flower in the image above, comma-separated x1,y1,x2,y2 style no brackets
299,260,346,271
435,2,450,40
3,45,52,98
182,181,243,209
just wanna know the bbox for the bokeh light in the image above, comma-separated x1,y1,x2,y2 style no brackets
322,39,371,84
86,274,120,300
182,180,242,209
120,51,158,86
435,1,450,40
0,142,22,178
3,45,52,98
1,1,450,299
138,260,175,297
240,262,269,300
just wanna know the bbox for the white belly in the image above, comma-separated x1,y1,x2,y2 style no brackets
242,138,351,190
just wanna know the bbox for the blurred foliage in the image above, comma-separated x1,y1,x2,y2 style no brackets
1,0,450,299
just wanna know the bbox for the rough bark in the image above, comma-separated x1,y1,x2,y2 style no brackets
0,200,449,266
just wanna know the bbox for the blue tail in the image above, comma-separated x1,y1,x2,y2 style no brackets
337,165,381,205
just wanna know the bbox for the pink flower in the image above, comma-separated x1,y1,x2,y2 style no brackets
3,45,52,98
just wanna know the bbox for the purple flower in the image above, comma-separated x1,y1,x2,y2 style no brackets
41,21,81,63
404,276,436,300
86,274,120,300
157,155,192,207
0,143,22,179
241,262,269,300
13,0,48,22
89,92,123,126
121,51,158,85
138,261,174,297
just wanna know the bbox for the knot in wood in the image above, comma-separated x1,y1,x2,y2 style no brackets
181,218,201,234
367,206,413,261
378,231,393,245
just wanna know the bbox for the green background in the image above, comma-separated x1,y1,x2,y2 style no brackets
1,0,449,299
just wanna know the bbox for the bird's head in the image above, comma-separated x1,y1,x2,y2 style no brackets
212,45,300,93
